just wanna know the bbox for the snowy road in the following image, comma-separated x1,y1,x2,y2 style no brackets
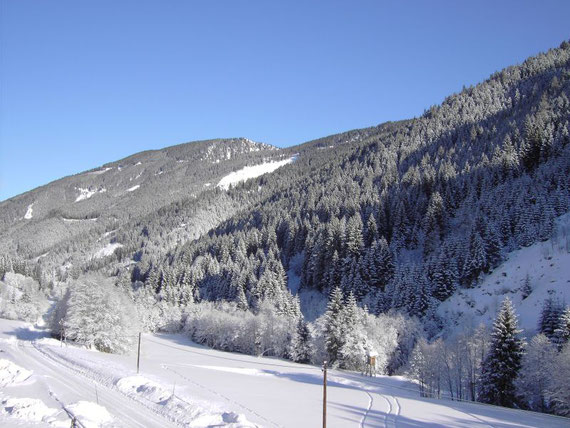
1,319,569,427
1,330,177,427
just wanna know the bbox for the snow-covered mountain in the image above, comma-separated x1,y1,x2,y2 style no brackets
1,40,570,423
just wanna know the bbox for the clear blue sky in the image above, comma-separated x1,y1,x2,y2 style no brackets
1,1,569,201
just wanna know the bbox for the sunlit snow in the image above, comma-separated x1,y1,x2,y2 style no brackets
24,203,34,220
93,242,123,259
217,156,297,190
75,187,106,202
88,167,113,175
1,319,565,428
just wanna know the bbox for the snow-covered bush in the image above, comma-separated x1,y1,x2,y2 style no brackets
545,342,570,416
52,275,139,354
516,334,557,412
0,272,48,323
312,287,421,373
183,300,298,357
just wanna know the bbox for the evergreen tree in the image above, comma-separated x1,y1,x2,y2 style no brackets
338,292,367,369
538,298,563,341
520,274,532,300
288,318,313,363
323,286,345,365
553,306,570,349
478,297,525,407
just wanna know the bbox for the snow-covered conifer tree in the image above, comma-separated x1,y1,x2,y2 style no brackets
538,297,563,341
478,297,525,407
324,286,345,365
553,306,570,349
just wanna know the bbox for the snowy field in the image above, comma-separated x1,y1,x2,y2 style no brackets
1,319,568,427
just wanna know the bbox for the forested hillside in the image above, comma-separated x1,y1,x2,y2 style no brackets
151,41,570,325
2,40,570,416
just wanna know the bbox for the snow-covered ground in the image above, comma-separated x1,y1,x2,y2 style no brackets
217,157,297,191
439,213,570,335
1,318,567,427
93,243,123,259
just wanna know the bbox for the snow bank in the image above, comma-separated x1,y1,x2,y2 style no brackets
1,397,57,422
116,375,257,427
0,359,33,386
217,156,296,190
67,401,113,428
24,203,34,220
116,376,171,402
93,243,123,259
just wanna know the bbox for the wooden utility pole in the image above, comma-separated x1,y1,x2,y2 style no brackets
136,332,142,374
322,360,327,428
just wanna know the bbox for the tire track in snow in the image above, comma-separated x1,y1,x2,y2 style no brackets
163,364,280,428
29,341,178,427
378,394,393,428
393,395,401,416
359,390,373,428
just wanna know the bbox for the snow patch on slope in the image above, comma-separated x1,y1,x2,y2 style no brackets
88,167,113,175
127,185,140,192
439,213,570,334
0,359,33,386
63,217,98,223
93,243,123,259
217,156,297,190
24,203,34,220
75,187,106,202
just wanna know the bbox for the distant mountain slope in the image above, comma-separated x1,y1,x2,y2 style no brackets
0,138,296,277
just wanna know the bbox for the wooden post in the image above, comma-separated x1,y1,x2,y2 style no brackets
59,319,64,348
136,332,141,374
322,360,327,428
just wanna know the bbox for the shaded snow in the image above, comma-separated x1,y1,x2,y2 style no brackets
24,203,34,220
217,156,297,190
127,185,140,192
439,213,570,334
93,243,123,259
